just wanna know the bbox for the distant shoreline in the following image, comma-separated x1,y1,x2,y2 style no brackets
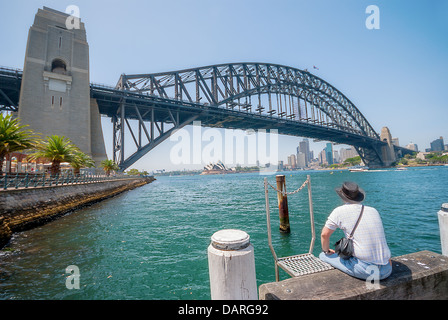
154,163,447,177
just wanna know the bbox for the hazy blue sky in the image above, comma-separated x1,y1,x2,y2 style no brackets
1,0,447,171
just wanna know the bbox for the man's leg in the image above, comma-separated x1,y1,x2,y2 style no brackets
319,252,357,275
319,252,368,279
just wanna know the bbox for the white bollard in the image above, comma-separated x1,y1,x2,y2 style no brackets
208,229,258,300
438,203,448,257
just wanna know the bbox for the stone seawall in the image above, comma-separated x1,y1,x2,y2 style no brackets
259,250,448,300
0,177,154,248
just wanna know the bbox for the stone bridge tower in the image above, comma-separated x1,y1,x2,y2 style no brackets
380,126,397,167
18,7,107,166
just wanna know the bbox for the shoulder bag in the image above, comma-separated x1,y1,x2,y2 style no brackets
334,205,365,260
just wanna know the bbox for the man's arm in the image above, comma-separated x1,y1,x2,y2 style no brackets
321,226,335,254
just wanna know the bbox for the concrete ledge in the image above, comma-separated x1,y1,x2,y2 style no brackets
259,251,448,300
0,177,154,248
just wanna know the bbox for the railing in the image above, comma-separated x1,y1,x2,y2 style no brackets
0,172,151,190
264,174,333,281
0,66,23,73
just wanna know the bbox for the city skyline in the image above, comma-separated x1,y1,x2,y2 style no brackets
1,1,447,171
281,135,447,171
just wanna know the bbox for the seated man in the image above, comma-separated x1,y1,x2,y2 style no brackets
319,181,392,280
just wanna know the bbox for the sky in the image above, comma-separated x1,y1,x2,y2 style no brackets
1,0,447,171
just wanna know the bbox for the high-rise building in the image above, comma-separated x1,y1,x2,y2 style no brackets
278,161,284,171
297,138,310,167
325,143,333,165
296,153,306,168
333,150,340,163
430,137,444,152
405,143,418,152
318,149,326,165
287,154,297,169
339,147,359,162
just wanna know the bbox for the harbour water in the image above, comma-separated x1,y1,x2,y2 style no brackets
0,166,447,300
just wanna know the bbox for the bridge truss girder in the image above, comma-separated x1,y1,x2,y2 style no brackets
1,65,413,171
117,63,381,142
0,67,21,112
92,83,388,170
111,99,200,170
114,63,390,168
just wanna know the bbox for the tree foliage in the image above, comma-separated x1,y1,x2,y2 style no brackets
100,159,119,176
71,151,95,175
28,135,90,175
343,156,362,166
0,113,39,173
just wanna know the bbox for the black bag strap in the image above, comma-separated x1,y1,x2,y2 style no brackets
348,205,364,239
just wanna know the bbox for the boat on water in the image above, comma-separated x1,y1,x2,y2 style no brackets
349,166,369,172
396,167,408,171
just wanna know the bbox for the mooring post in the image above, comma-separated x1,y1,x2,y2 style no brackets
438,203,448,256
207,229,258,300
276,175,290,233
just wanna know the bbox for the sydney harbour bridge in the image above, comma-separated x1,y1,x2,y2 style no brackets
0,8,412,171
0,63,411,170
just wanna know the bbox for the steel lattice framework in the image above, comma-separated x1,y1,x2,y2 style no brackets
111,63,392,169
0,67,21,112
117,63,379,141
0,65,413,170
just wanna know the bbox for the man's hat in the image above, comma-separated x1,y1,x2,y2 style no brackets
335,181,365,204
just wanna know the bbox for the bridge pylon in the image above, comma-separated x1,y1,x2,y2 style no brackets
17,7,107,166
379,126,397,166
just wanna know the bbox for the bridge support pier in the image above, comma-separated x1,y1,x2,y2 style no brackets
17,7,107,165
355,127,409,168
379,127,397,166
355,145,384,168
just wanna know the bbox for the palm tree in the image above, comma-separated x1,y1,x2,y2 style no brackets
28,135,79,175
71,150,96,175
100,159,119,176
0,113,38,173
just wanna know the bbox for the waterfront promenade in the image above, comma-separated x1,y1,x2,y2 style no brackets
0,174,155,249
0,172,152,190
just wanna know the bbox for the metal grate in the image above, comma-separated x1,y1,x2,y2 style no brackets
277,253,334,277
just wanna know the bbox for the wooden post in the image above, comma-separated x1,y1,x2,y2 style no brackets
276,175,290,233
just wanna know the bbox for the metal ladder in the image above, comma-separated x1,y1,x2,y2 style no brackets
264,175,333,281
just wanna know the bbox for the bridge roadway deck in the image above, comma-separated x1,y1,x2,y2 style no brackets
0,67,413,161
90,84,386,150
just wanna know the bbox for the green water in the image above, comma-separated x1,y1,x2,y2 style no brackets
0,166,447,300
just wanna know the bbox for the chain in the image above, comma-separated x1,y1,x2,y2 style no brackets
266,177,309,196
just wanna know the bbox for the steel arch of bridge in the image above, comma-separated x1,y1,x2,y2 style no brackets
112,62,385,168
117,63,380,140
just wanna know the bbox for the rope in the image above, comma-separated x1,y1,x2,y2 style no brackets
266,177,309,196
